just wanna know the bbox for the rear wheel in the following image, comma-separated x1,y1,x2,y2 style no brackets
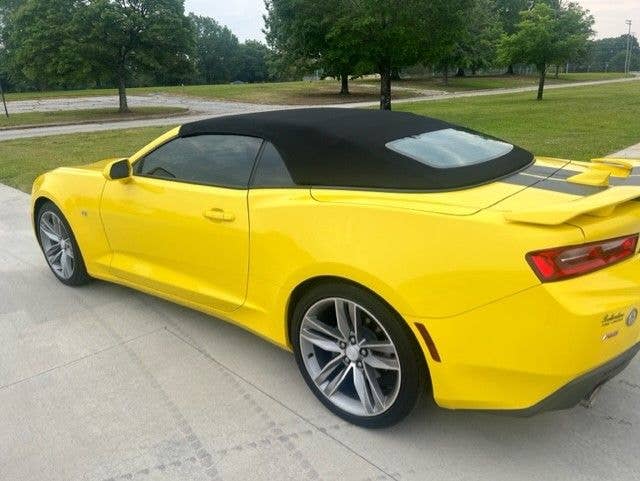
36,201,90,286
291,282,427,428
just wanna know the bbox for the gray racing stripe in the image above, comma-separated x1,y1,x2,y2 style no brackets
521,165,560,177
500,173,541,187
535,178,607,196
522,165,578,178
610,176,640,186
501,172,607,196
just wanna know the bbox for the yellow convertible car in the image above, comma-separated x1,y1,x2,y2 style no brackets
31,109,640,427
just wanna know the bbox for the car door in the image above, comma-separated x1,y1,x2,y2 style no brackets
100,134,263,312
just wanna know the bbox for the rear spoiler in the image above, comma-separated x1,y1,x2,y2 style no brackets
504,186,640,226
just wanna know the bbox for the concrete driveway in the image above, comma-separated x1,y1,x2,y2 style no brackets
1,182,640,481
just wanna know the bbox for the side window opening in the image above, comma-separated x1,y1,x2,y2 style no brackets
135,134,263,188
251,142,296,188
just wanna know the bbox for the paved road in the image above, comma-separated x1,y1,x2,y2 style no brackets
2,182,640,481
2,75,638,141
611,143,640,159
0,95,291,141
4,94,283,114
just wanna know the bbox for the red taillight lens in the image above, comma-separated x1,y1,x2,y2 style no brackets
527,234,639,282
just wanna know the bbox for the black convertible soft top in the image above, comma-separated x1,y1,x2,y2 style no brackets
179,108,533,191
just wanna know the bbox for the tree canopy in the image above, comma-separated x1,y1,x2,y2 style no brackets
0,0,274,108
579,35,640,72
190,14,240,84
264,0,366,94
0,0,626,110
79,0,194,112
265,0,473,109
498,2,593,100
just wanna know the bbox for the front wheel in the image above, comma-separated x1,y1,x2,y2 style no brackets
36,201,90,286
291,282,428,428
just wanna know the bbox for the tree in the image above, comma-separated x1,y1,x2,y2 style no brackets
342,0,472,110
498,2,593,100
3,0,89,91
439,0,503,78
551,2,593,75
236,40,271,83
264,0,363,95
190,14,241,84
78,0,194,112
495,0,530,73
580,35,640,72
3,0,193,110
0,0,19,91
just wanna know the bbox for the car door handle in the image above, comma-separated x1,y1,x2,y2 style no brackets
203,208,235,222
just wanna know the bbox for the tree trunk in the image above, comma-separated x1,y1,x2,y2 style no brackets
537,65,547,101
506,64,515,75
379,66,392,111
117,74,130,113
455,68,465,77
443,65,449,85
554,64,560,79
0,79,8,118
340,73,349,95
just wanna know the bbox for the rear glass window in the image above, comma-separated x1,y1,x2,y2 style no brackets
385,128,514,169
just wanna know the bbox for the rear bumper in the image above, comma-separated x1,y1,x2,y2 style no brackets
498,342,640,416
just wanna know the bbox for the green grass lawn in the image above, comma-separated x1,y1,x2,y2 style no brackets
361,72,632,92
0,107,188,129
0,126,171,192
4,81,414,104
1,80,638,193
395,81,640,161
3,72,631,104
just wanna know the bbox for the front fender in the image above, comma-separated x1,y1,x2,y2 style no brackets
31,168,111,276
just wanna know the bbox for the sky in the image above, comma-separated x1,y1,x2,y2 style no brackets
184,0,637,43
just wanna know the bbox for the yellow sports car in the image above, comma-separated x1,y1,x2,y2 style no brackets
31,108,640,427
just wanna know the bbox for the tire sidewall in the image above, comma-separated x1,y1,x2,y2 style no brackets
291,282,427,428
36,201,90,286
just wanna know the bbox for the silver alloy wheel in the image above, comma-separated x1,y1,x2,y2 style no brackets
39,211,75,280
299,297,401,417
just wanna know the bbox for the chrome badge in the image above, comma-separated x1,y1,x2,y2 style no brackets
626,308,638,327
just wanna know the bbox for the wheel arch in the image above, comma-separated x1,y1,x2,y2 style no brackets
32,195,59,242
284,275,431,381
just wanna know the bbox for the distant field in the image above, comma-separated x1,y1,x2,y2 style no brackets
3,72,632,104
395,81,640,161
0,107,187,129
1,79,638,193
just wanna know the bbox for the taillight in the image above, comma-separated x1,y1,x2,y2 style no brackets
526,234,639,282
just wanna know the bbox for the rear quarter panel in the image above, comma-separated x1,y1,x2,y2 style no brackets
243,188,584,346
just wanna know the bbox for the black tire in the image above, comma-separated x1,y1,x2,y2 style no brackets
291,281,428,428
36,200,91,286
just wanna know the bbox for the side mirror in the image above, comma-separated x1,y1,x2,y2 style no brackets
103,158,131,180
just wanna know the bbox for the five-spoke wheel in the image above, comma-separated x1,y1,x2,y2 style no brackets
36,201,90,286
39,210,75,280
299,297,401,417
292,282,427,428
